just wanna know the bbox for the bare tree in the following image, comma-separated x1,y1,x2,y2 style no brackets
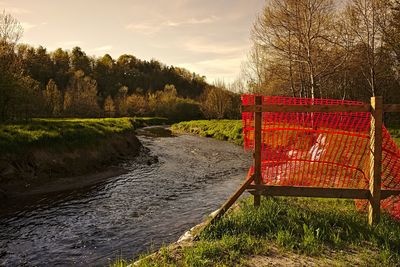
251,0,347,99
0,10,24,122
0,9,23,46
345,0,391,96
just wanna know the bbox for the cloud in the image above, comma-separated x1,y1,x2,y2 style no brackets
178,56,245,83
125,23,161,35
165,15,219,27
21,22,36,31
183,37,248,56
57,40,83,47
0,6,30,14
125,15,219,34
92,45,113,52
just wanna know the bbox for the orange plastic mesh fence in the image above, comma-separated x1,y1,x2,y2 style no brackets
241,95,400,220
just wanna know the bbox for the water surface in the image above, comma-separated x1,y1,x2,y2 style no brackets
0,128,251,266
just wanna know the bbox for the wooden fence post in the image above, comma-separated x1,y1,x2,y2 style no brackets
368,96,383,225
254,96,262,207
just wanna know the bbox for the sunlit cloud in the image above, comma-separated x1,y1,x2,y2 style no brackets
179,56,244,82
183,37,248,56
125,23,161,35
21,22,36,31
0,6,30,14
92,45,113,52
165,16,219,27
125,15,219,34
57,40,83,47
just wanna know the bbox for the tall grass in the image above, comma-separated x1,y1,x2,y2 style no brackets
0,117,167,153
127,197,400,266
202,197,400,254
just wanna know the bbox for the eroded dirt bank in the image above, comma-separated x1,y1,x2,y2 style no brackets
0,132,150,200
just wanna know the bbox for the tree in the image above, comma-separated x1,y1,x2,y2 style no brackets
0,9,23,46
251,0,346,99
103,95,115,117
63,70,100,117
51,48,71,89
115,86,129,116
70,46,91,74
44,79,62,116
345,0,391,97
126,94,147,116
22,45,53,86
200,85,234,119
0,10,25,122
93,54,118,97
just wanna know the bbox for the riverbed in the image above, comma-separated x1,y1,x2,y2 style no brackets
0,127,251,266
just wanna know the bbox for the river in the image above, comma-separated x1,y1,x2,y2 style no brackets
0,127,251,266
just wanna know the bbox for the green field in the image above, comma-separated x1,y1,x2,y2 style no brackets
0,117,167,153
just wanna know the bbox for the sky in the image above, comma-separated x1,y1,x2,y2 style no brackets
0,0,265,83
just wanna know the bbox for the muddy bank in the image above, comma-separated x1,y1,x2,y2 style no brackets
0,131,153,200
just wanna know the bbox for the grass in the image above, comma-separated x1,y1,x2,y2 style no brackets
0,117,168,154
388,128,400,146
113,197,400,267
171,120,243,145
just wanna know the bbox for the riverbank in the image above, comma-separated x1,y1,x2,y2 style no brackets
116,197,400,266
0,117,166,199
171,120,243,145
110,119,400,266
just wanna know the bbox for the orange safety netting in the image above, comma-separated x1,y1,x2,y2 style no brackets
241,95,400,220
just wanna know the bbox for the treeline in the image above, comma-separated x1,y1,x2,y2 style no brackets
0,11,240,122
244,0,400,104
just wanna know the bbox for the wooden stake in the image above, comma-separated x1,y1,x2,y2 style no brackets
206,174,254,227
368,96,383,225
254,96,262,207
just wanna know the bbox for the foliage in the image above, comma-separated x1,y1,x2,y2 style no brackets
63,70,101,117
0,117,167,154
200,86,241,119
171,120,243,145
148,84,203,122
44,79,62,116
104,95,116,117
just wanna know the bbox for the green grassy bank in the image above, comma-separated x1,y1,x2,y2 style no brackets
0,117,167,154
115,197,400,266
0,117,167,194
171,120,243,145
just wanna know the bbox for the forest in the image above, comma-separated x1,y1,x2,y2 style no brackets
0,11,240,122
2,0,400,123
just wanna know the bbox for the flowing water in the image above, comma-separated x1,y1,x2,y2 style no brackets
0,127,251,266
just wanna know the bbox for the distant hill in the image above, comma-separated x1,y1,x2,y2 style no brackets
16,45,209,99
